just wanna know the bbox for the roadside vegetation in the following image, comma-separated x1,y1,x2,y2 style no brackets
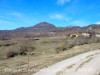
56,35,100,53
0,32,100,75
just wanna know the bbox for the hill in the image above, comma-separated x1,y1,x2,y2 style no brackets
0,22,100,36
7,22,57,33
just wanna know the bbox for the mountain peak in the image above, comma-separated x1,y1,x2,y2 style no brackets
39,22,49,24
33,22,56,28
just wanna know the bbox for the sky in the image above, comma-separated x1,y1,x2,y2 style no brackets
0,0,100,30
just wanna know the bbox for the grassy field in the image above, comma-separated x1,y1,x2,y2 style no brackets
0,36,100,75
95,28,100,34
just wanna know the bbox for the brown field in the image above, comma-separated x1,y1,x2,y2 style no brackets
0,36,100,75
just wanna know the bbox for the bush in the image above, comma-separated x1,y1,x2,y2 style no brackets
19,51,26,56
55,36,100,53
20,45,36,52
88,31,96,38
89,37,100,43
65,42,74,48
93,38,100,43
6,51,15,58
56,46,66,52
6,50,27,58
73,37,89,45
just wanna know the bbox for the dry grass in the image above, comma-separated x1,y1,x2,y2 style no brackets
0,36,100,75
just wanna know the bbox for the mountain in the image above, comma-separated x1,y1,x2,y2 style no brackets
30,22,57,32
0,22,100,35
33,22,56,29
52,24,100,34
83,24,100,29
13,22,57,33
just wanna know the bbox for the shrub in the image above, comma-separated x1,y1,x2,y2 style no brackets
56,46,66,52
93,38,100,43
20,46,27,52
20,45,36,52
89,37,100,43
6,51,15,58
88,31,95,38
19,51,27,56
6,50,27,58
71,35,77,39
65,41,74,48
55,36,100,53
73,36,89,45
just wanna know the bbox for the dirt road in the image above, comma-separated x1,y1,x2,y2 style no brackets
32,50,100,75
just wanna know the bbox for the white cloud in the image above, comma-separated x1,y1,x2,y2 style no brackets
9,11,23,17
66,18,69,22
95,21,100,24
0,20,7,23
57,0,71,5
3,11,38,25
71,20,88,26
50,14,63,19
0,19,13,24
49,14,69,22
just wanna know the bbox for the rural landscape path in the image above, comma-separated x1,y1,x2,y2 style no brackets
32,50,100,75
